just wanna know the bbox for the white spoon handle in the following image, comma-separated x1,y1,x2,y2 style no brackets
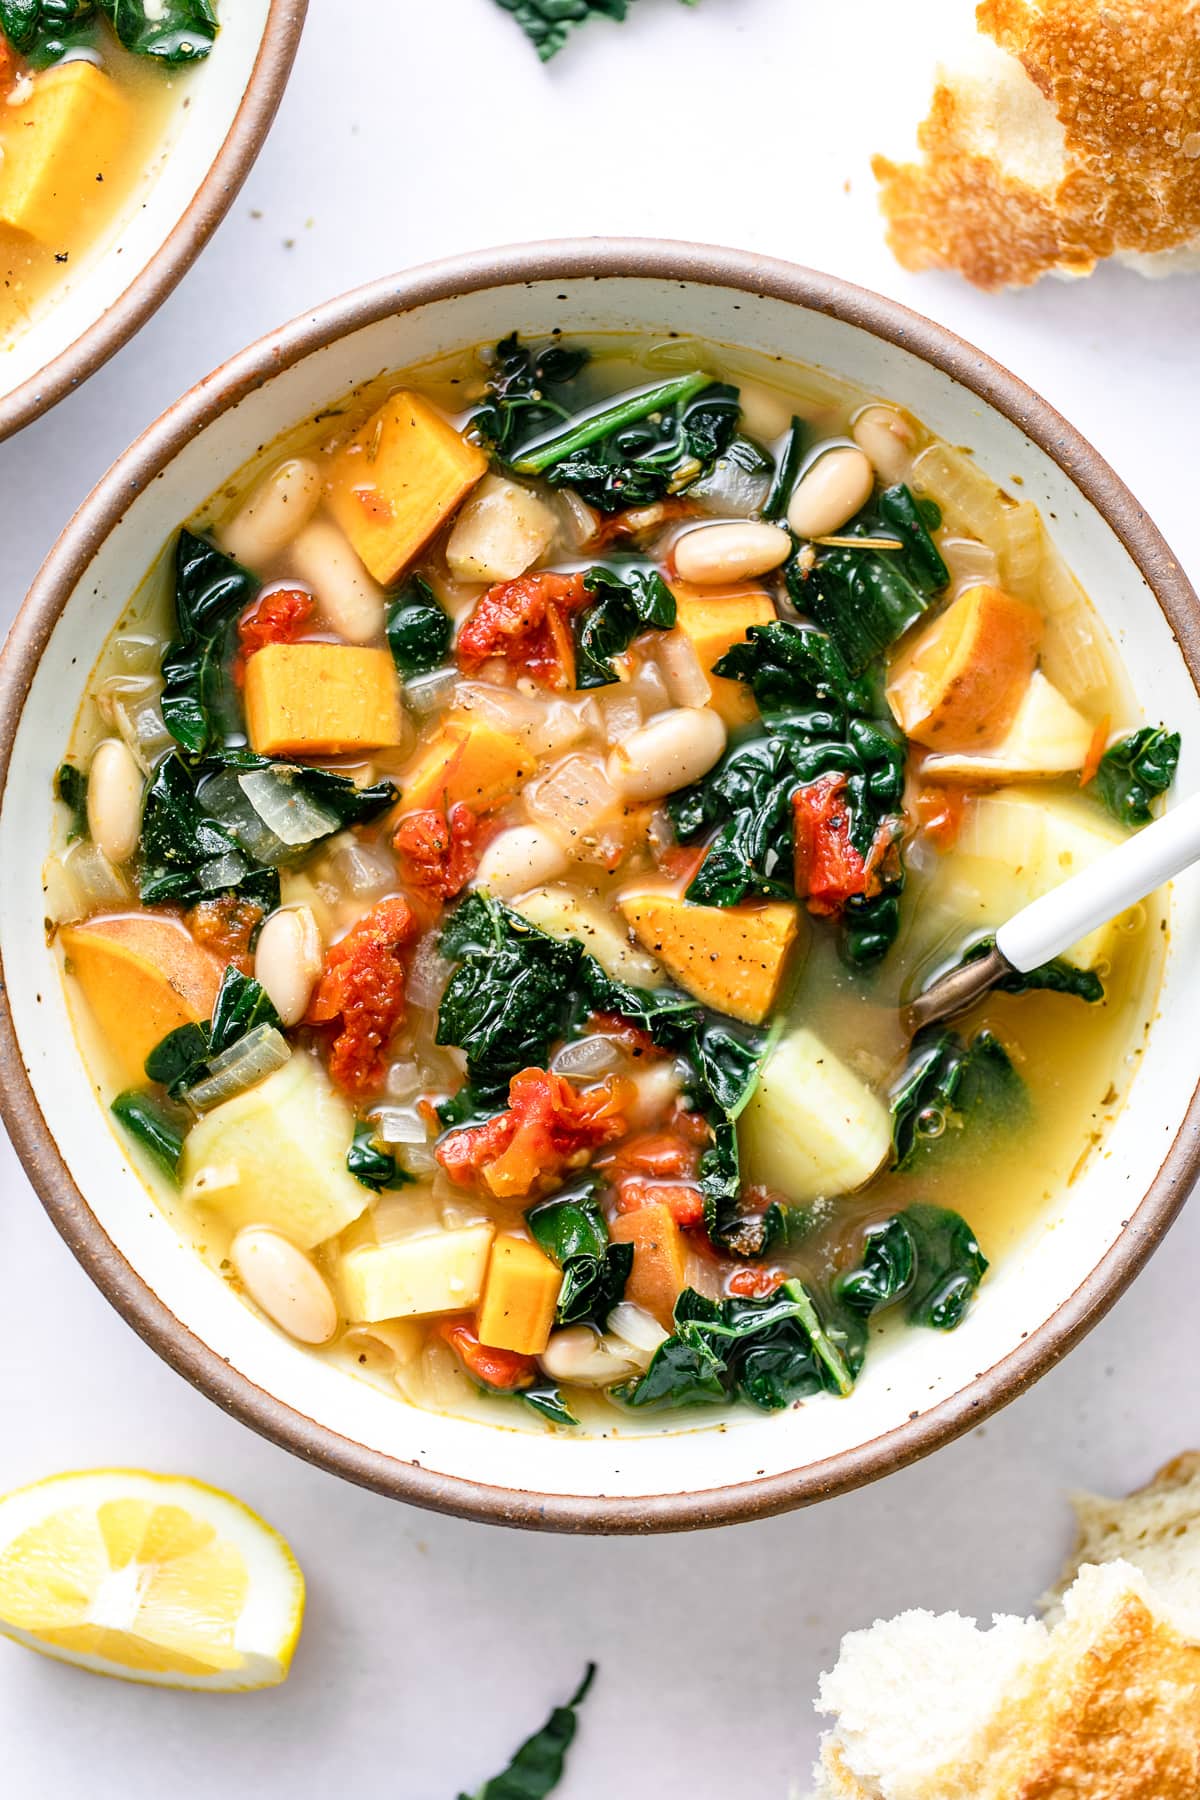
997,790,1200,974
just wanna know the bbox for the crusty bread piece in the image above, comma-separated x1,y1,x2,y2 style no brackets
873,0,1200,289
810,1455,1200,1800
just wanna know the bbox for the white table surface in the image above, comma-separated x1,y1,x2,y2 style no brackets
2,1,1199,1793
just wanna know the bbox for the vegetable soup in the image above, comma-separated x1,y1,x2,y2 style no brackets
50,331,1176,1432
0,2,220,347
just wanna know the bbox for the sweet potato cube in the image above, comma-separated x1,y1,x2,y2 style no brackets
887,583,1043,752
61,914,224,1081
398,714,531,812
610,1205,687,1331
326,392,488,586
670,583,777,727
244,644,402,757
0,62,130,244
619,893,801,1025
477,1234,562,1355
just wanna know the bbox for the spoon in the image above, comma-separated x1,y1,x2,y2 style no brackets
906,789,1200,1034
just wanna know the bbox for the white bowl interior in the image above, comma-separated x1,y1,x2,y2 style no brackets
0,0,274,408
5,273,1199,1506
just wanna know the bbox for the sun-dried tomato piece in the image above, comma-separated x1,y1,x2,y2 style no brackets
600,1125,706,1225
392,802,479,902
237,586,316,664
435,1318,537,1392
456,571,588,690
306,895,417,1095
437,1067,633,1200
727,1266,786,1299
185,895,264,975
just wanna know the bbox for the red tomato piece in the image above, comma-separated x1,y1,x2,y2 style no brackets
437,1067,633,1200
727,1266,786,1299
393,802,479,902
600,1126,706,1225
306,895,417,1095
793,773,898,917
456,572,588,690
915,783,970,852
436,1318,537,1392
237,586,316,666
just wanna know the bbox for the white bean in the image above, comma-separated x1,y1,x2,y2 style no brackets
473,826,567,897
852,406,916,486
254,906,323,1027
445,474,557,583
538,1325,642,1387
656,632,713,710
219,458,322,568
734,380,795,444
787,445,875,540
673,520,791,585
289,518,385,644
85,738,143,865
231,1226,338,1346
607,706,726,801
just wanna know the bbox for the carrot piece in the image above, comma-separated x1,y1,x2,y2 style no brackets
1080,714,1112,788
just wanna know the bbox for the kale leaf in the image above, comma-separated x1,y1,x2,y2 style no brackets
459,1665,596,1800
957,935,1105,1005
99,0,217,61
1091,726,1180,827
386,575,453,678
160,530,258,758
787,485,949,673
574,565,676,688
144,967,281,1097
110,1089,187,1177
494,0,696,60
0,0,96,62
623,1280,862,1413
889,1025,1025,1171
54,761,89,842
835,1203,988,1331
521,1385,581,1428
527,1180,631,1327
347,1120,416,1193
471,333,590,463
762,415,807,522
714,618,875,718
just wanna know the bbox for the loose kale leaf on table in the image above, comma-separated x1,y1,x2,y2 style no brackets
494,0,696,62
160,530,259,758
527,1180,631,1328
460,1664,596,1800
573,565,676,689
1090,725,1180,827
835,1204,989,1332
889,1024,1025,1171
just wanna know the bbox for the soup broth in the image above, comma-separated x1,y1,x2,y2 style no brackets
51,329,1172,1434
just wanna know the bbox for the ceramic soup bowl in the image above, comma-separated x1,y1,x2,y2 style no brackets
2,241,1198,1532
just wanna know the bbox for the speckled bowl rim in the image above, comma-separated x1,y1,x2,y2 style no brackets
2,239,1198,1533
0,0,308,443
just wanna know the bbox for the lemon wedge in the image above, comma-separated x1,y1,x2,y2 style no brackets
0,1469,305,1689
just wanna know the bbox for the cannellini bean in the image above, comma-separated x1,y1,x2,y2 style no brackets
787,445,875,540
734,379,795,444
656,631,713,710
673,520,791,585
538,1325,643,1387
86,738,143,864
852,406,916,486
607,706,726,801
254,906,323,1026
231,1226,338,1345
473,826,567,897
445,473,557,583
219,457,322,567
289,518,385,644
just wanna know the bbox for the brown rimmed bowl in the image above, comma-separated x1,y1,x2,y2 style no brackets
2,239,1199,1532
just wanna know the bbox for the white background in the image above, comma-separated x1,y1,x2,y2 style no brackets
2,1,1199,1793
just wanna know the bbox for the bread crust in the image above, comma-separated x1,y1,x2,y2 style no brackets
873,0,1200,288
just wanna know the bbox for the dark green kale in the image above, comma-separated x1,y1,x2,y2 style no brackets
527,1180,632,1328
623,1280,862,1412
160,530,259,758
957,935,1105,1004
144,967,281,1097
458,1665,596,1800
470,333,590,463
510,370,740,514
712,618,875,718
1090,726,1180,827
385,575,453,678
110,1089,187,1177
54,761,89,842
573,565,676,689
100,0,217,60
494,0,696,59
346,1121,416,1193
786,485,949,673
835,1204,988,1332
0,0,96,62
889,1025,1025,1171
521,1385,581,1428
762,415,807,522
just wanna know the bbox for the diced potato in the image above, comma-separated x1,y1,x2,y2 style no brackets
339,1224,495,1324
738,1028,891,1203
445,474,558,583
922,672,1095,783
514,884,665,988
244,643,402,757
326,392,488,586
609,1205,687,1331
477,1234,562,1354
0,62,129,244
887,584,1043,751
942,785,1126,969
399,715,531,812
618,893,801,1025
670,582,777,727
61,914,224,1081
180,1055,371,1249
